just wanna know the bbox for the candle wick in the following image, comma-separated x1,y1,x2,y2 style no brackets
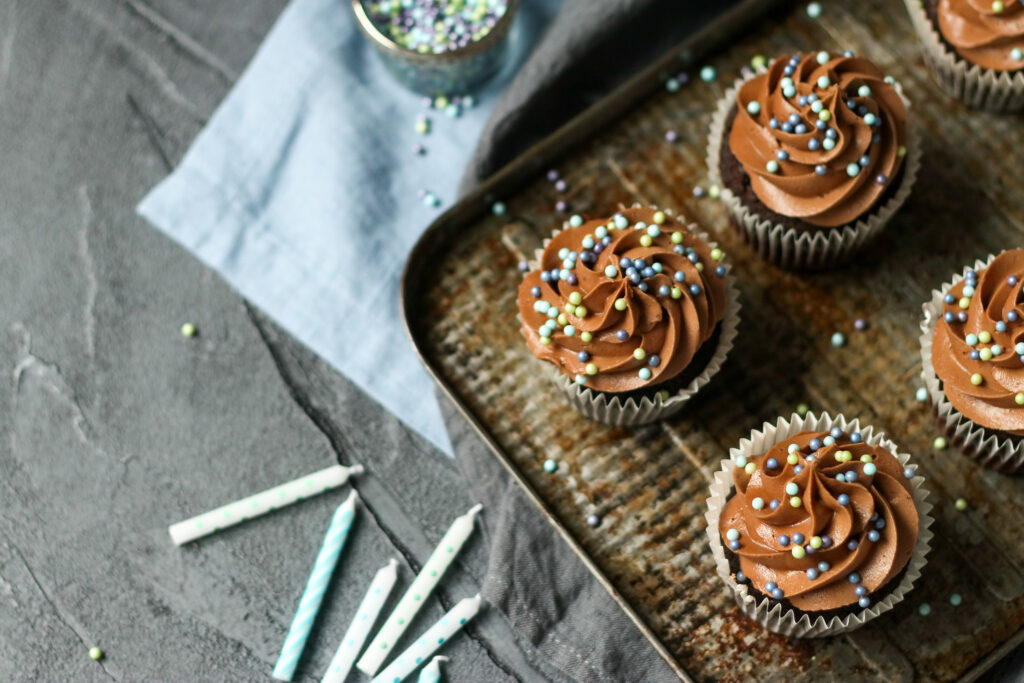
348,463,365,476
467,503,483,516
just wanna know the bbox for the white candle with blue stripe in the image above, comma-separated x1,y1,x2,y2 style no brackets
356,504,482,676
416,655,448,683
320,558,400,683
371,594,482,683
272,490,358,681
169,463,362,546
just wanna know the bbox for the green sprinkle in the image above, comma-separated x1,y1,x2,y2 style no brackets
792,545,806,559
614,298,627,311
180,322,196,337
89,647,104,661
919,603,932,617
950,593,963,606
751,55,767,70
671,231,683,244
796,403,809,416
933,436,947,450
955,497,968,511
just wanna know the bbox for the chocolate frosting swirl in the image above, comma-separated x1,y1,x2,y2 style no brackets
516,208,727,393
719,429,919,612
932,250,1024,435
729,51,909,228
938,0,1024,71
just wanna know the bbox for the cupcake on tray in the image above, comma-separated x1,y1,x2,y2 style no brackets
707,50,920,269
706,413,933,637
516,206,740,425
905,0,1024,111
920,249,1024,472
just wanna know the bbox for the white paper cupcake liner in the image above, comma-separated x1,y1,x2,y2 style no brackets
905,0,1024,112
527,207,741,426
704,412,933,638
919,253,1024,473
706,75,921,270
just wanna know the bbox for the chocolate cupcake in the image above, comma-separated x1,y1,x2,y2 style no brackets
706,51,920,269
516,206,740,425
706,413,932,637
920,250,1024,472
905,0,1024,111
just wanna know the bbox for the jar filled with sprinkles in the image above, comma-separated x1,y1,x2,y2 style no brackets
351,0,518,94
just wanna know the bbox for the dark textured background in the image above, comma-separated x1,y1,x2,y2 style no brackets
0,0,546,679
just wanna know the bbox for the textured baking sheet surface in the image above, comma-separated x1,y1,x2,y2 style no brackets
409,0,1024,680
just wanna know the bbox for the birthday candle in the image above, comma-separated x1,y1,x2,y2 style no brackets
356,504,482,676
320,559,400,683
417,656,448,683
273,490,359,681
169,463,363,545
371,595,481,683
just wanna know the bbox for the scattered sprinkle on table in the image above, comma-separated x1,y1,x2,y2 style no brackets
751,54,767,70
547,169,559,182
699,65,717,82
363,0,509,55
414,116,430,135
796,403,809,417
806,2,822,18
492,201,506,216
665,77,681,93
554,179,568,193
586,514,600,527
955,497,968,511
517,260,528,272
543,459,557,473
918,603,932,617
422,192,440,208
933,436,947,450
707,184,720,199
180,322,196,338
89,647,103,661
915,387,928,402
854,318,868,331
950,593,963,606
555,200,569,212
665,130,678,143
692,186,705,198
830,332,846,348
412,143,425,156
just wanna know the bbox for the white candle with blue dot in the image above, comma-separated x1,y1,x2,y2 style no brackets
272,490,358,681
357,504,482,676
371,595,481,683
416,655,448,683
168,463,363,545
320,559,400,683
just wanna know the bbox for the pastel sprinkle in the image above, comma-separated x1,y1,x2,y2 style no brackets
915,387,928,402
700,66,717,82
919,603,932,617
181,322,197,337
797,403,810,416
543,459,557,473
950,593,963,606
89,647,104,661
933,436,947,450
806,2,822,17
831,332,846,347
955,497,968,511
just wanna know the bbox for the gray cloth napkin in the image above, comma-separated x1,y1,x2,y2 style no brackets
449,2,738,680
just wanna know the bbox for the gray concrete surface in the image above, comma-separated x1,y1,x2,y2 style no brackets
0,0,543,680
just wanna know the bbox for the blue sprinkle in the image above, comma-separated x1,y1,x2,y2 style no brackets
816,119,827,130
830,427,843,438
876,518,886,529
838,493,850,505
826,128,838,140
616,329,628,341
858,596,871,608
619,257,632,269
848,572,861,583
769,117,780,129
958,311,968,322
806,568,819,579
809,438,822,450
817,561,830,572
771,588,784,600
736,571,747,582
766,581,777,592
868,530,880,542
855,585,867,596
674,270,686,282
729,540,741,550
997,321,1007,332
777,150,789,161
903,466,914,479
766,458,779,469
821,536,832,547
815,164,827,175
781,122,794,133
778,535,790,546
795,123,808,134
648,355,661,367
846,471,858,482
850,432,861,443
769,498,781,510
808,138,820,150
943,312,954,322
637,282,648,292
847,539,859,551
578,350,590,362
793,533,805,544
531,286,541,297
689,284,701,295
658,285,671,297
1009,311,1019,322
715,265,726,276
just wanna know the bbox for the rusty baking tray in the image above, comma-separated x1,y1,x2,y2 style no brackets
400,0,1024,680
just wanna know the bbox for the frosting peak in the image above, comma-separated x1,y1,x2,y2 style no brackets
931,250,1024,435
728,52,909,228
516,208,727,393
719,429,919,612
938,0,1024,71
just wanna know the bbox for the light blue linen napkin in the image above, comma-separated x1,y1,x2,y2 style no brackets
138,0,559,457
